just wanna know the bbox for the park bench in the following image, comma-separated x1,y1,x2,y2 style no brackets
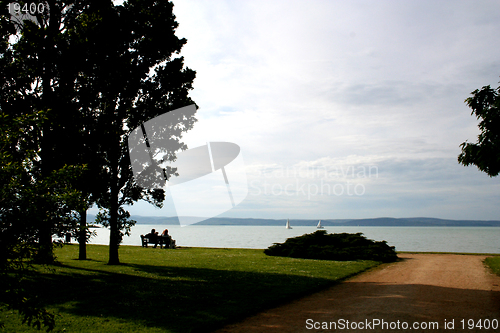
140,235,176,249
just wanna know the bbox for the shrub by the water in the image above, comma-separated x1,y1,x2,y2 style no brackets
264,230,398,262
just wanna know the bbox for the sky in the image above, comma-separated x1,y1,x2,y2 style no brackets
115,0,500,221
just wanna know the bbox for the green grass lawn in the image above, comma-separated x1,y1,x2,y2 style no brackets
484,256,500,276
1,245,379,333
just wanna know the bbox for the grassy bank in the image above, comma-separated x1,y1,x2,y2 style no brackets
1,245,378,333
484,256,500,276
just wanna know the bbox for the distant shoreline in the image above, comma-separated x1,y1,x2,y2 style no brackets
86,215,500,227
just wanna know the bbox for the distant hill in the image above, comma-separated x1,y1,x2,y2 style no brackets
86,215,500,227
334,217,500,227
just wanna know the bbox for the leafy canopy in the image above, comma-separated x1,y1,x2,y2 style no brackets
458,83,500,176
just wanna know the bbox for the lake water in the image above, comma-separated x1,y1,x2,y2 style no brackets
87,225,500,254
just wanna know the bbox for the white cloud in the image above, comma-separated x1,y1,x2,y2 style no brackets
126,0,500,220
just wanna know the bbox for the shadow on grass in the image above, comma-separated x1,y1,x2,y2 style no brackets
28,262,339,332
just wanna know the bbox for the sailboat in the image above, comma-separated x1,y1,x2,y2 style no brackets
317,220,324,229
286,218,292,229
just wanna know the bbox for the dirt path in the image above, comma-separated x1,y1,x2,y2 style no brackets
215,254,500,332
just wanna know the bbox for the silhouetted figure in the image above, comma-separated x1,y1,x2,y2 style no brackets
161,229,172,248
144,229,159,248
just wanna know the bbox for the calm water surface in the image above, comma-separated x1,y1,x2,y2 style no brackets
88,225,500,254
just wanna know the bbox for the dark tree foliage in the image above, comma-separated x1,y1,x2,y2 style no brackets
0,0,95,263
1,0,196,266
1,0,196,329
458,83,500,177
264,231,398,263
0,111,84,331
66,0,197,264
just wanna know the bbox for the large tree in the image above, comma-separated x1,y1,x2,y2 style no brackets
0,111,84,331
1,0,197,265
0,2,86,328
1,0,196,328
0,0,88,263
458,82,500,176
68,0,197,264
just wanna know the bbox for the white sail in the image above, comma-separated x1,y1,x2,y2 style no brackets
286,218,292,229
317,220,324,229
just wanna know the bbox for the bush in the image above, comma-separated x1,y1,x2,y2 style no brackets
264,230,398,262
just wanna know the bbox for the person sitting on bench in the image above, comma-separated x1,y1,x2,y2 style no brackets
161,229,172,248
144,229,159,248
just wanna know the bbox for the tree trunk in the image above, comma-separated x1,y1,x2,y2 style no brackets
37,78,54,263
36,220,54,263
36,0,59,264
108,126,120,265
78,208,87,260
108,181,120,265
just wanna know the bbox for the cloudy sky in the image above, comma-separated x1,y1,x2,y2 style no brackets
123,0,500,221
